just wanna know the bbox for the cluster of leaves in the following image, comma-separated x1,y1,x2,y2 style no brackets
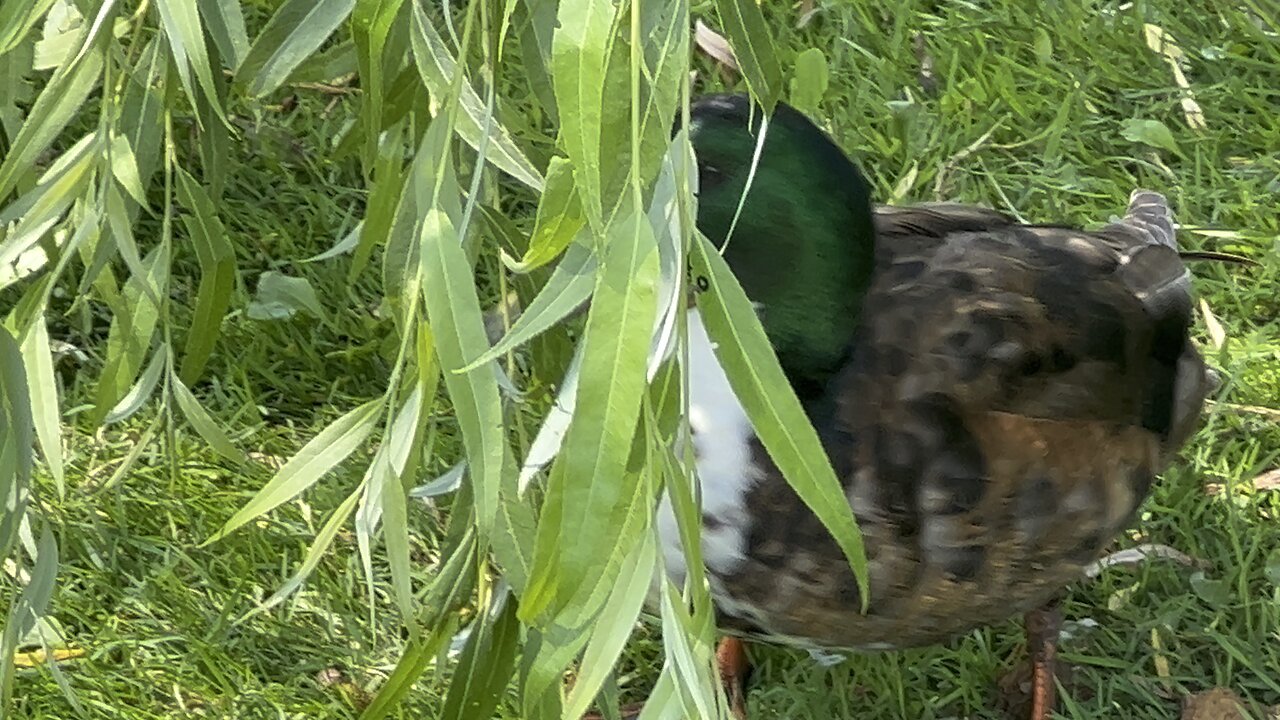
0,1,865,717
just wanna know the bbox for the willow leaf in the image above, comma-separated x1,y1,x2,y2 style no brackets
154,0,228,125
522,208,659,622
408,3,544,191
0,47,101,201
550,0,616,226
713,0,783,112
172,373,248,464
18,318,62,494
419,209,504,540
235,0,356,98
688,232,869,609
208,398,382,543
175,168,236,384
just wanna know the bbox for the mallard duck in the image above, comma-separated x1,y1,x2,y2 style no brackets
636,94,1214,719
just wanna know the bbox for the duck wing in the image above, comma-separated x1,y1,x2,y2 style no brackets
714,192,1210,650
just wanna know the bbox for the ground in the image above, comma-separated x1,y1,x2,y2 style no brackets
8,0,1280,718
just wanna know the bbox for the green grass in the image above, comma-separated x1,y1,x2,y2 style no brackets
9,0,1280,718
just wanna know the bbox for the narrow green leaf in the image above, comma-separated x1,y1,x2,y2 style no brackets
104,181,160,309
350,124,409,282
551,0,617,226
18,318,62,494
237,485,361,622
304,220,363,264
0,47,101,201
92,244,169,425
512,157,583,271
102,343,166,424
562,533,656,719
522,208,659,621
176,168,236,384
688,232,869,609
440,590,522,720
408,3,544,191
419,209,505,540
235,0,358,98
0,326,33,563
514,0,558,120
493,462,536,594
713,0,784,112
461,238,595,372
107,133,148,205
656,579,720,720
172,373,248,464
95,415,161,495
0,0,59,56
0,33,35,137
634,668,680,720
208,399,382,542
0,527,57,709
154,0,229,125
379,387,425,631
351,0,407,167
197,0,250,69
360,528,478,720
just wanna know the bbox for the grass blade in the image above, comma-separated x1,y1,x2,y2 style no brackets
207,398,383,543
688,231,869,608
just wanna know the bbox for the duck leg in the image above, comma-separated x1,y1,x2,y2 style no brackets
580,637,750,720
716,636,751,720
1024,601,1062,720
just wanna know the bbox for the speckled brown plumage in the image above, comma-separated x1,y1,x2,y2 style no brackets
708,199,1208,651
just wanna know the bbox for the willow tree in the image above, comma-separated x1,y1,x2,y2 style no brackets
0,1,863,717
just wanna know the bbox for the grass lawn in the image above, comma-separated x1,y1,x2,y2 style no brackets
8,0,1280,718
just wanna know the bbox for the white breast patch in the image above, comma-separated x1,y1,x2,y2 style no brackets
655,309,760,598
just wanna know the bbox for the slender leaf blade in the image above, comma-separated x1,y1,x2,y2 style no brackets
713,0,783,112
688,232,869,607
235,0,357,98
522,208,659,621
208,399,382,542
172,373,248,464
419,209,505,540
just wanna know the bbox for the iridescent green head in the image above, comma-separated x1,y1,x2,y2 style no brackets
685,94,877,395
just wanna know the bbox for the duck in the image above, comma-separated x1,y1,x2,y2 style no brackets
630,93,1216,720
